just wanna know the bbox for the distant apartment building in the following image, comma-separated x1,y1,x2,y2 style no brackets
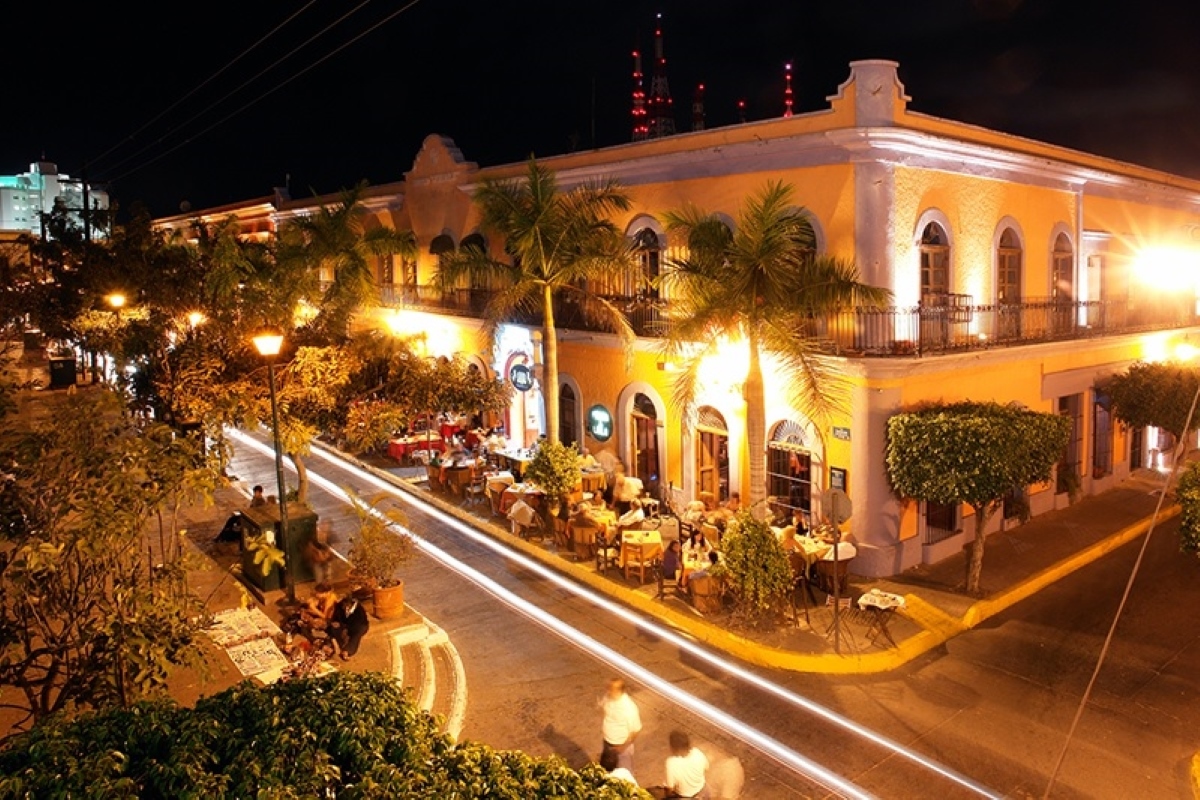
0,160,109,236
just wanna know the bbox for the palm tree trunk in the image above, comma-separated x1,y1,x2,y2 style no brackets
543,284,560,443
746,328,767,508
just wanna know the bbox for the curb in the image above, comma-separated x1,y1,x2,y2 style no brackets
1192,752,1200,800
317,441,1173,675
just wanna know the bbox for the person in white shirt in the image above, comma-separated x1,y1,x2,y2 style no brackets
664,730,709,799
612,467,644,515
599,748,639,788
617,498,645,529
599,678,642,773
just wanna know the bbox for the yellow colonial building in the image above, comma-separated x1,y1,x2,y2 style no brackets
158,61,1200,577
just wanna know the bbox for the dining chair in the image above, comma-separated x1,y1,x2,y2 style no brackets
594,530,619,574
787,552,817,626
623,537,654,584
464,473,488,507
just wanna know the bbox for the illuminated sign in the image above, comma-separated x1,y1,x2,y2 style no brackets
509,363,533,392
587,404,613,442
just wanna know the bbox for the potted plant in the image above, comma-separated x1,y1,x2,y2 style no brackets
346,489,415,619
524,439,583,526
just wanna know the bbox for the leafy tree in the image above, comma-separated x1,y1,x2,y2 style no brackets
0,672,647,798
437,159,636,442
0,389,217,730
1106,360,1200,440
885,401,1071,594
277,181,416,340
718,510,793,625
660,182,889,506
1175,461,1200,557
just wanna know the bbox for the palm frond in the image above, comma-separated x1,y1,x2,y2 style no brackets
760,318,852,426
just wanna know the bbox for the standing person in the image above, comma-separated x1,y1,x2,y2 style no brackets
599,678,642,773
663,730,709,799
329,596,370,661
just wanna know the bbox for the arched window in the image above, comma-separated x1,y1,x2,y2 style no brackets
919,222,950,303
430,234,455,260
560,384,578,450
632,227,661,299
997,228,1022,304
996,227,1023,340
766,421,812,527
695,406,729,503
631,393,660,496
1052,233,1073,301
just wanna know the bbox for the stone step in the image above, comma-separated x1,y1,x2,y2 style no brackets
388,620,468,741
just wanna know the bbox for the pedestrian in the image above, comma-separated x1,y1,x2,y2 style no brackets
663,730,709,799
599,678,642,773
329,596,369,661
600,746,639,788
249,485,267,507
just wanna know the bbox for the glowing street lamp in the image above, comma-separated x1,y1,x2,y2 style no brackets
186,311,205,329
252,327,295,603
106,293,126,310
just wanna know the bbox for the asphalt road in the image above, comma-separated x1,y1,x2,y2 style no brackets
230,436,1199,799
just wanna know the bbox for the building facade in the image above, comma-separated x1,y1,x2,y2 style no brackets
158,61,1200,577
0,160,110,236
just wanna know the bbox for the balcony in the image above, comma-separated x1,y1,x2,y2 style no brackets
377,286,1198,357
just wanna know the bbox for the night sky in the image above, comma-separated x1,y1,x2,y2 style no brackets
7,0,1200,219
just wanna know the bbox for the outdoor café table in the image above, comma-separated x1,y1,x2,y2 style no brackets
501,482,544,515
441,461,477,496
580,469,607,494
857,589,906,647
498,449,535,479
790,535,831,569
619,529,662,573
388,434,443,462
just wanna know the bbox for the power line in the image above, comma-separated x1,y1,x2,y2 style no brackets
100,0,390,183
89,0,319,172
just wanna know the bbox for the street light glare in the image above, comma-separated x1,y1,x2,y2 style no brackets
187,311,206,328
252,330,284,357
107,293,126,309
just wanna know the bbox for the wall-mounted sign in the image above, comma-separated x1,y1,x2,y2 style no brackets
509,363,533,392
832,426,851,441
830,466,847,492
587,404,613,442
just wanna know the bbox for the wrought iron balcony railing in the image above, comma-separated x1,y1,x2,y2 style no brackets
375,285,1199,357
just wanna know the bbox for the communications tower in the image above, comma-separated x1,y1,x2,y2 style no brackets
783,62,794,117
646,14,675,138
631,50,648,140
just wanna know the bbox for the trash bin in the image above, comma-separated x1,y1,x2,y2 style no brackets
240,503,319,591
48,357,76,389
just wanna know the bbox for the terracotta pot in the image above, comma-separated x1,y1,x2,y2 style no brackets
372,581,405,620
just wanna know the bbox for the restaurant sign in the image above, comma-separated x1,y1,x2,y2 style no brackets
832,426,851,441
587,404,613,442
509,363,533,392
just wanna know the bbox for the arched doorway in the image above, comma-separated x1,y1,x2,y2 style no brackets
560,383,579,450
766,421,813,527
695,406,729,502
631,393,660,497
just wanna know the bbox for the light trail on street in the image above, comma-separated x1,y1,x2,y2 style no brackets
229,428,1001,799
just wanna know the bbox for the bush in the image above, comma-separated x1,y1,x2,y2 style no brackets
1176,461,1200,557
0,672,648,799
719,510,792,624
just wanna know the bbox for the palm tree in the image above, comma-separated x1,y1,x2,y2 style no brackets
661,181,890,506
437,159,636,443
279,181,416,340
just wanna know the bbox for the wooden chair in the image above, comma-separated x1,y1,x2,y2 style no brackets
425,464,443,492
553,517,572,554
622,532,656,584
787,552,818,626
594,529,619,574
464,473,488,507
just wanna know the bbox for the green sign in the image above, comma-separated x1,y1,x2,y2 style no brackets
587,404,613,442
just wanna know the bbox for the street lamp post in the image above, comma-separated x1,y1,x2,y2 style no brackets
253,328,295,603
